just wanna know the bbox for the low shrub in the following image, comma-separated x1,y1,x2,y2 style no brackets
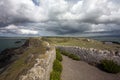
53,59,62,73
61,50,69,56
56,49,63,61
68,54,80,61
50,71,61,80
56,48,69,56
59,49,80,61
99,59,120,73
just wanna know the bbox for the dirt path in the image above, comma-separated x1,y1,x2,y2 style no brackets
61,55,120,80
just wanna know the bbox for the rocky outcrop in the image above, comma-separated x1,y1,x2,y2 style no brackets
57,46,120,65
0,38,56,80
19,46,56,80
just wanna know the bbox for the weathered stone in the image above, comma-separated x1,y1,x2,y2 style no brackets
19,47,56,80
56,46,120,65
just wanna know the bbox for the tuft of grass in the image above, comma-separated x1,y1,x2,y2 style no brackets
56,49,63,61
61,50,69,56
99,59,120,73
53,59,62,73
50,49,63,80
50,71,61,80
68,54,80,61
59,49,80,61
50,60,62,80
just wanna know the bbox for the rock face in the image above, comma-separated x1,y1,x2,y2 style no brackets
57,46,120,65
19,39,56,80
0,38,56,80
19,47,56,80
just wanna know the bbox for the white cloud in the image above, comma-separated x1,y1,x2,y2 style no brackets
20,29,38,34
0,0,120,36
0,0,120,23
0,0,48,23
0,24,38,35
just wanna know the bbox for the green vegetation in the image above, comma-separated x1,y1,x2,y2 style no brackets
68,54,80,61
53,59,62,73
50,49,63,80
56,49,63,61
99,59,120,73
50,48,80,80
59,50,69,56
42,37,120,51
50,71,61,80
57,49,80,61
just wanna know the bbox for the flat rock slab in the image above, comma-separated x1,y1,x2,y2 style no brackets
61,55,120,80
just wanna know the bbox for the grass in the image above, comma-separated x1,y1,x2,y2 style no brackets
50,71,61,80
56,49,63,61
59,50,69,56
50,49,63,80
53,60,62,73
50,48,80,80
57,49,80,61
68,54,80,61
99,59,120,73
42,37,120,51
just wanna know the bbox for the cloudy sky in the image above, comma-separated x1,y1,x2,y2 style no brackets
0,0,120,37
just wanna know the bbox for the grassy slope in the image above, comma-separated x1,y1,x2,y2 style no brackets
42,37,120,51
0,38,47,80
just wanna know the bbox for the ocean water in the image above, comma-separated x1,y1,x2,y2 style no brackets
90,36,120,43
0,38,26,53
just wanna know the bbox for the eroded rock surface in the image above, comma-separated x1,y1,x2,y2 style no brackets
19,47,56,80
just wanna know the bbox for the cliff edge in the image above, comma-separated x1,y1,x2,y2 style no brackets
0,38,56,80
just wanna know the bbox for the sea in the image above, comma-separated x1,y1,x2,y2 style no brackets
89,36,120,43
0,37,27,53
0,36,120,53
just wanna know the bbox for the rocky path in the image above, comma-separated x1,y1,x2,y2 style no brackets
61,55,120,80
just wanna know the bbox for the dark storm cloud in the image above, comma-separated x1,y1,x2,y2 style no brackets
45,21,91,35
46,26,81,35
